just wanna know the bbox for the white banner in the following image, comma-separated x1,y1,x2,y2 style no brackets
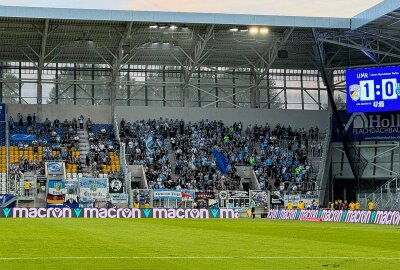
110,194,129,204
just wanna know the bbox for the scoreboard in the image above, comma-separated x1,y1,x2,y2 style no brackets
346,66,400,113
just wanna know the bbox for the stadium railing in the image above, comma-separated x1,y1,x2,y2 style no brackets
358,176,399,211
113,114,131,203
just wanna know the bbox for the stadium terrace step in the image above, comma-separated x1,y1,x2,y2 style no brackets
168,144,178,181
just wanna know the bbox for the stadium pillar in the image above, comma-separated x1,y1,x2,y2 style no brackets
111,22,133,116
250,68,260,108
36,19,49,122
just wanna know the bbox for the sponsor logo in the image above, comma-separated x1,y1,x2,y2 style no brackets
2,208,11,218
211,209,219,218
143,209,151,218
266,210,400,226
343,113,400,136
349,84,361,101
1,208,239,219
74,208,82,218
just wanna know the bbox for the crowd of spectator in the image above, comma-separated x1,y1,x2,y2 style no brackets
86,123,122,178
121,118,323,193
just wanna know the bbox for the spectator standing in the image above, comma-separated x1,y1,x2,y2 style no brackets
24,179,31,196
18,113,23,126
27,114,32,126
368,200,375,211
79,115,84,129
36,182,41,195
355,200,361,211
9,116,14,131
287,201,293,210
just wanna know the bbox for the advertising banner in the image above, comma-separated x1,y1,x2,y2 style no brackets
65,179,79,194
63,195,79,208
36,176,47,185
47,162,64,175
110,194,129,204
266,210,400,225
346,66,400,113
79,178,108,207
108,178,124,194
195,192,216,208
181,190,195,201
332,111,400,142
0,208,240,219
228,191,249,199
270,191,284,207
250,190,269,207
48,181,67,195
153,190,182,200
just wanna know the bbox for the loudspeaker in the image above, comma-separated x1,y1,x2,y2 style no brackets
278,50,288,58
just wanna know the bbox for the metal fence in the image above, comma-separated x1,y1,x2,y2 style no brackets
358,177,400,211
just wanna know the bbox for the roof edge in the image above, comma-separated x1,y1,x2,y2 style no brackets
351,0,400,29
0,5,350,29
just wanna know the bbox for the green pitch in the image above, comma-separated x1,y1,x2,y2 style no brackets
0,219,399,270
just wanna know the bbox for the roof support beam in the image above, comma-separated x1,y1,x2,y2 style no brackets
110,22,133,110
37,19,49,120
318,37,400,60
181,25,214,107
251,27,294,108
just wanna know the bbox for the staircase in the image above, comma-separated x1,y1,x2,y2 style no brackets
77,129,91,176
168,147,179,182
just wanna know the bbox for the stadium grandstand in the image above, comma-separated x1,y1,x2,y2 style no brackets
0,1,399,211
1,1,400,269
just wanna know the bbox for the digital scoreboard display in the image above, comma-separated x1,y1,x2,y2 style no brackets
346,66,400,113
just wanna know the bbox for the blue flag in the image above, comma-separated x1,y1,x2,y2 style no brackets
146,134,154,154
213,150,230,175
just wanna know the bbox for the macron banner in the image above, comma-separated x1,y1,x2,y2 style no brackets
0,208,239,219
266,209,400,225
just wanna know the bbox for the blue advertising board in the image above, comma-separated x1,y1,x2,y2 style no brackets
346,66,400,113
332,111,400,142
0,103,5,122
46,162,63,175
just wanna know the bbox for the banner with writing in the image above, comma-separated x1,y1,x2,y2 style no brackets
0,208,240,219
266,209,400,225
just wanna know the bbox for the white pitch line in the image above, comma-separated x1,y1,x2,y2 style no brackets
0,256,399,260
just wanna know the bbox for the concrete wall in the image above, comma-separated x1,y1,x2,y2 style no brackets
5,104,330,129
6,104,112,123
115,106,329,129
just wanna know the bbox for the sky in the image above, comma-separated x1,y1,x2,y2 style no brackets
0,0,383,18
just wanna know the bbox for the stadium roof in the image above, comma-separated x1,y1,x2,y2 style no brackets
0,2,400,70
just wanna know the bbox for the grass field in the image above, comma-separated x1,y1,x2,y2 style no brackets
0,219,399,270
